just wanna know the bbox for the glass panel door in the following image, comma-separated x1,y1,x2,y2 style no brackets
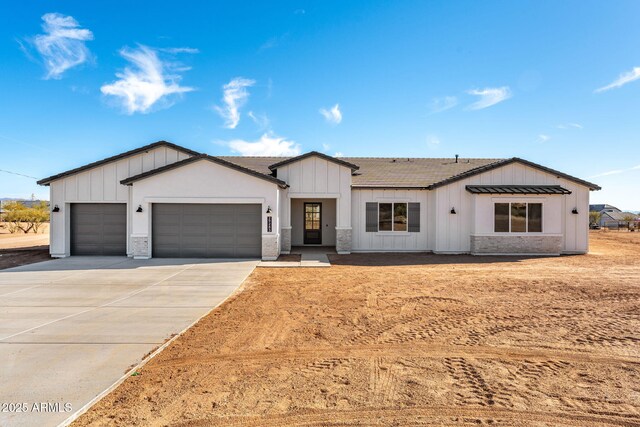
303,203,322,244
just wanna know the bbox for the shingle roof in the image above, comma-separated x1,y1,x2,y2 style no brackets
219,156,503,188
219,156,600,190
120,154,288,188
589,204,620,212
466,185,571,195
602,211,639,221
37,141,200,186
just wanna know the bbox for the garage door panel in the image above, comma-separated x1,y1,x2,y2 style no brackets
152,204,261,258
71,204,126,256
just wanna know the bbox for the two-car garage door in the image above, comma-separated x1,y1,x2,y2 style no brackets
70,203,262,258
152,204,262,258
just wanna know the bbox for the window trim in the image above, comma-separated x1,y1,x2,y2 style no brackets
374,201,412,233
494,202,544,233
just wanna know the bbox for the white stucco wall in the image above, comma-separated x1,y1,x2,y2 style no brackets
128,159,281,259
47,145,192,257
351,189,429,251
432,162,591,254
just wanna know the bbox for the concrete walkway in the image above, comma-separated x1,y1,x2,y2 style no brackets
258,247,332,268
0,256,257,427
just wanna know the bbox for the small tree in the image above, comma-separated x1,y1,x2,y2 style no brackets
2,201,50,233
589,211,601,226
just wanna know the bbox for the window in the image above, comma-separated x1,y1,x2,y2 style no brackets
494,203,509,232
394,203,407,231
379,202,407,231
494,202,543,233
378,203,392,231
366,202,419,232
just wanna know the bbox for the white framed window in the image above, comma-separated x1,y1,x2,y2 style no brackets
378,202,407,232
494,202,542,233
366,202,420,232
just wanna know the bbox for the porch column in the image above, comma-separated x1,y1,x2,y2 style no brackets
281,194,292,254
335,196,352,254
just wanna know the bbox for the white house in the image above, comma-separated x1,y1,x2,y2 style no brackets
38,141,600,260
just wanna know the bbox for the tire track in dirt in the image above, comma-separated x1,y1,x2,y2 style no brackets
185,406,640,427
149,344,640,369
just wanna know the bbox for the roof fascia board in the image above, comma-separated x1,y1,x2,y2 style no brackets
37,141,200,186
120,154,288,188
268,151,360,171
428,158,601,191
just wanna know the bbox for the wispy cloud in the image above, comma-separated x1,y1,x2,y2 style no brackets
426,135,441,149
466,86,512,110
30,13,94,79
334,151,344,157
215,77,255,129
557,123,583,130
100,45,195,114
319,103,342,125
247,111,270,131
537,134,551,143
159,47,199,54
589,164,640,179
226,132,301,156
595,67,640,93
428,96,458,114
259,33,289,51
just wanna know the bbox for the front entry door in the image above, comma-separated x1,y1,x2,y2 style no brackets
304,202,322,244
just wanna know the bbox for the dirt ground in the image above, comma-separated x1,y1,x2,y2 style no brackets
75,231,640,427
0,223,51,269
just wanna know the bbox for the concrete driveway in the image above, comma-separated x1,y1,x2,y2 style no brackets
0,256,258,427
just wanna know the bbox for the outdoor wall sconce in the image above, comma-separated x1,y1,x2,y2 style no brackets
572,208,579,214
51,205,60,213
450,207,457,214
266,206,272,214
136,205,143,213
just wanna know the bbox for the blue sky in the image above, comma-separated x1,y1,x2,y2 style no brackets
1,1,639,210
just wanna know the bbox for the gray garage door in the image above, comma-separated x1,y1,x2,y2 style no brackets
71,203,127,255
152,204,262,258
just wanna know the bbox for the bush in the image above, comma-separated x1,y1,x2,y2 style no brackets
2,201,50,233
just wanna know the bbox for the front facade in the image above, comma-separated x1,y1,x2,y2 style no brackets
38,141,600,260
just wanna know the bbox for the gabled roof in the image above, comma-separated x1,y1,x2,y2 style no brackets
428,158,601,191
589,204,620,212
466,185,571,195
222,156,502,188
37,141,200,186
602,211,639,221
120,154,288,188
268,151,360,171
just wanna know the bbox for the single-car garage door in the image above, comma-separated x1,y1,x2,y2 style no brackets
152,204,262,258
71,203,127,255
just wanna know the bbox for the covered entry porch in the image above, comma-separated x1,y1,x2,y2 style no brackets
281,195,352,255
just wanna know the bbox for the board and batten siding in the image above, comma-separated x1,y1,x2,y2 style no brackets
277,156,352,229
351,189,429,251
433,161,590,254
129,158,281,259
48,145,193,257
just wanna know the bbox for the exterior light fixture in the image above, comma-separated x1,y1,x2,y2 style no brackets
572,208,579,214
450,207,456,214
266,206,272,214
52,205,60,213
136,205,143,213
